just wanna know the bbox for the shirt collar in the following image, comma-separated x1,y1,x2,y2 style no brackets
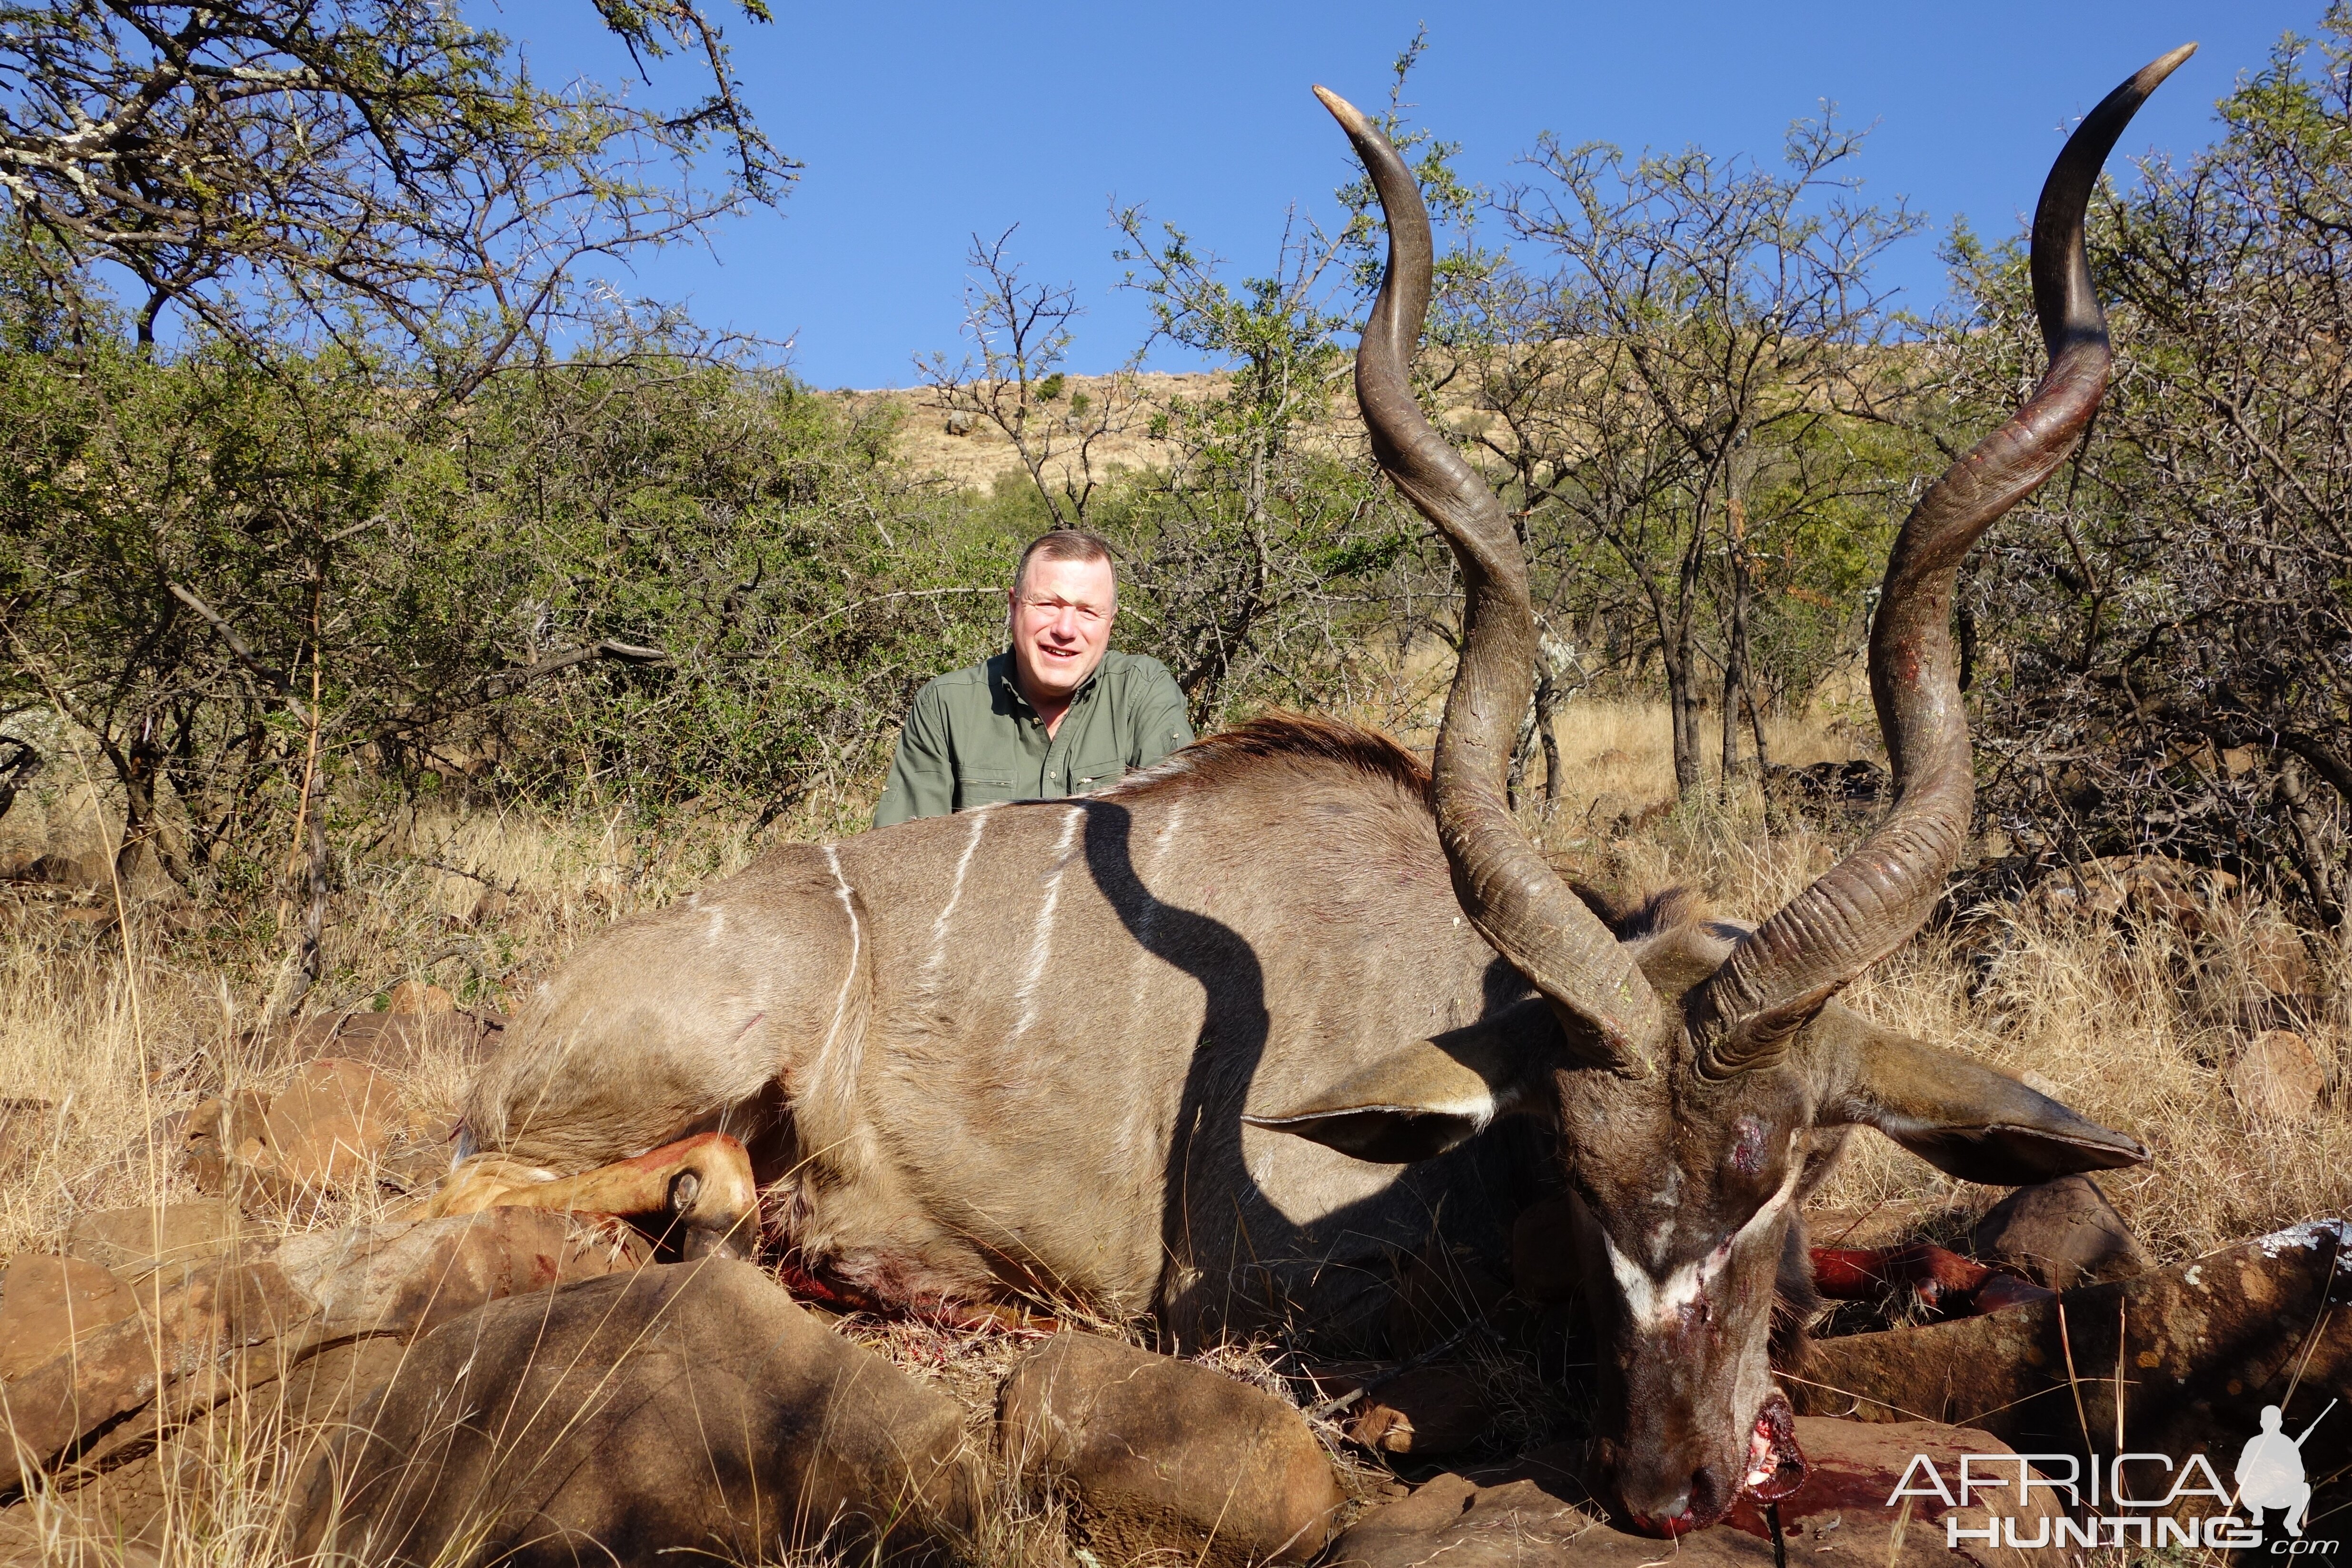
994,650,1107,717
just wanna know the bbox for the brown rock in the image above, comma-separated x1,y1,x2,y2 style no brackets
0,1254,137,1381
0,1208,649,1494
2020,853,2237,932
1793,1219,2352,1530
289,1261,971,1567
1509,1193,1580,1304
180,1089,270,1194
2232,1030,2325,1121
1969,1175,2150,1290
66,1199,250,1275
999,1333,1343,1567
1343,1364,1496,1458
1329,1419,2064,1568
238,1007,503,1074
2244,927,2315,1003
385,980,453,1016
255,1058,404,1189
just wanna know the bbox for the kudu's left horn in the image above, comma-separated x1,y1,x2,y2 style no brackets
1317,84,1668,1074
1686,45,2197,1080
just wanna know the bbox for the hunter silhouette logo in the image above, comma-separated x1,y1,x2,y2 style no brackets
1888,1400,2338,1552
2239,1401,2333,1538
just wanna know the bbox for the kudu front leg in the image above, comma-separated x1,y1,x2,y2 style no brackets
434,1131,759,1261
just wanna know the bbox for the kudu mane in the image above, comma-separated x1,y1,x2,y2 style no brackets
1103,712,1431,804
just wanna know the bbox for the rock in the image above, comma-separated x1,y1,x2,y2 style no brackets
2233,1030,2325,1121
385,980,453,1015
1328,1418,2058,1568
2243,927,2315,1004
1719,1419,2069,1563
0,1255,138,1381
289,1261,972,1567
0,1208,648,1494
237,1007,503,1073
248,1057,405,1192
66,1199,250,1275
1792,1219,2352,1530
2019,853,2238,932
180,1089,270,1194
999,1333,1343,1567
1509,1193,1580,1304
1343,1364,1496,1458
943,409,976,436
1969,1175,2150,1290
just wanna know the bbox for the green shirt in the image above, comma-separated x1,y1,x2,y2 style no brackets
873,650,1194,827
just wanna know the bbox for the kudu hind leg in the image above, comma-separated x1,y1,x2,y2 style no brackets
435,1131,760,1260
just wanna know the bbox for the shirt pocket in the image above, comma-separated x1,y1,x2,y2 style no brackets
1067,754,1127,794
953,770,1019,809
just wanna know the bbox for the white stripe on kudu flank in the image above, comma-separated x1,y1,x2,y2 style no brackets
815,844,865,1105
1015,807,1084,1038
924,806,991,982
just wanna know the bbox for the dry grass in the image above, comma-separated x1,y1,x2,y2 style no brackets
0,697,2342,1562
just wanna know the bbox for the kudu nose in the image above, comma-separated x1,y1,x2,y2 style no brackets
1622,1464,1732,1538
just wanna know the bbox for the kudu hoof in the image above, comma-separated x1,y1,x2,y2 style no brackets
433,1132,759,1260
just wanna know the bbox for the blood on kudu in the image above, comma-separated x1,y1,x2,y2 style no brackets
439,46,2191,1541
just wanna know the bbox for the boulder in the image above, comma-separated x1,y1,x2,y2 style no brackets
1326,1419,2063,1568
999,1333,1343,1567
289,1261,973,1567
384,980,453,1015
0,1254,137,1381
253,1057,405,1189
235,1006,503,1074
0,1207,647,1493
1969,1175,2150,1290
181,1090,271,1194
1793,1219,2352,1530
66,1199,250,1275
1342,1364,1497,1458
2232,1030,2325,1121
2019,853,2237,932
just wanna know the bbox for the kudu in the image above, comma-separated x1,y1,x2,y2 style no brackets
441,50,2186,1535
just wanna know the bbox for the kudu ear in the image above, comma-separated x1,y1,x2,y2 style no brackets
1809,1002,2149,1185
1243,998,1561,1164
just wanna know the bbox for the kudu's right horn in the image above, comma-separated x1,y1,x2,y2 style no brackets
1317,85,1668,1075
1686,45,2197,1081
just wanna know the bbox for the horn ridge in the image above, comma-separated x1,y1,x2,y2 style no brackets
1686,47,2194,1082
1317,85,1668,1074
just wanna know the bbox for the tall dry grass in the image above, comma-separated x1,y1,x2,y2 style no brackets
0,697,2342,1561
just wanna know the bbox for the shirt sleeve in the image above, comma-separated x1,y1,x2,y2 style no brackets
873,685,956,828
1128,661,1195,769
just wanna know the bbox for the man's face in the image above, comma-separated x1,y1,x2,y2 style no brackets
1009,555,1117,705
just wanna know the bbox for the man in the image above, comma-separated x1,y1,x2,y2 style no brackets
2237,1404,2314,1537
873,530,1192,826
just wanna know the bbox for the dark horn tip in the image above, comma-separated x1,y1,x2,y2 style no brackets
2030,43,2196,360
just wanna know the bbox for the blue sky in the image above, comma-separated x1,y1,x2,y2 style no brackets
483,1,2316,388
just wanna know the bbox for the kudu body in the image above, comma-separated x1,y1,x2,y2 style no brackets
447,51,2187,1535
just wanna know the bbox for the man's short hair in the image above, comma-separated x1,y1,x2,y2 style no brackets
1013,529,1117,599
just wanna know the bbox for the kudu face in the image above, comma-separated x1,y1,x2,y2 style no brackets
1266,49,2196,1536
1555,1065,1813,1534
